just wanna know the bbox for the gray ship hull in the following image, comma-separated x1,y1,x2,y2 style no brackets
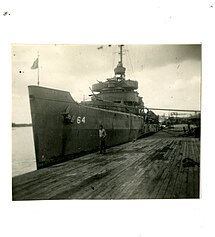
29,86,158,169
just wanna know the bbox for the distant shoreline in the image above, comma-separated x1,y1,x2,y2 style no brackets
12,123,32,127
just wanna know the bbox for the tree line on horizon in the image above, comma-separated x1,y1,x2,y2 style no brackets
12,123,32,127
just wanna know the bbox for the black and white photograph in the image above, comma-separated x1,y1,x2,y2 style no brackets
1,1,215,237
12,44,201,200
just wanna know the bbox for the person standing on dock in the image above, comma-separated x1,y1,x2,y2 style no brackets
187,121,191,134
99,125,107,154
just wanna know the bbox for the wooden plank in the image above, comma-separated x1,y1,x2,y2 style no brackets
123,138,174,198
114,139,169,199
123,138,173,198
13,157,103,199
185,140,194,198
63,154,140,199
146,139,177,198
154,141,179,198
177,139,189,198
191,139,200,198
163,139,184,198
170,139,186,198
83,139,163,199
17,154,131,200
56,137,163,199
79,138,165,199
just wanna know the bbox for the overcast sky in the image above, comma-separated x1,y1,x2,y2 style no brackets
12,44,201,123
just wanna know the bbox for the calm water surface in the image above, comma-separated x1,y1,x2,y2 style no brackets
12,127,36,177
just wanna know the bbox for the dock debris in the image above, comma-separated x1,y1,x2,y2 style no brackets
182,158,200,167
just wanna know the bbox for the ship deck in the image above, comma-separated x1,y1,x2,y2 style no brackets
12,126,200,200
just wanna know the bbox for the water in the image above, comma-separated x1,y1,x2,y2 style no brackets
12,127,36,177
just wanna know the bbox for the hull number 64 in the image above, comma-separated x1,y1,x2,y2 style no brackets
77,116,86,124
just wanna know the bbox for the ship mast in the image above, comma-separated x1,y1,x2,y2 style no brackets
119,44,124,65
114,44,126,80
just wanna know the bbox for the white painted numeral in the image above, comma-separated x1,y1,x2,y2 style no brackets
77,116,81,124
82,117,86,123
77,116,86,124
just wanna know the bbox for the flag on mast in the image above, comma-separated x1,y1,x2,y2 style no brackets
31,58,39,69
31,53,40,86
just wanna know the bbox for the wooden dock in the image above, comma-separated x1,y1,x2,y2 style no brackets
12,126,200,200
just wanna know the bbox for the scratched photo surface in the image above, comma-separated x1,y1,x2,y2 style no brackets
12,44,201,200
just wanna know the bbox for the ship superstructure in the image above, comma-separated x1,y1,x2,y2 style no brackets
82,45,145,115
